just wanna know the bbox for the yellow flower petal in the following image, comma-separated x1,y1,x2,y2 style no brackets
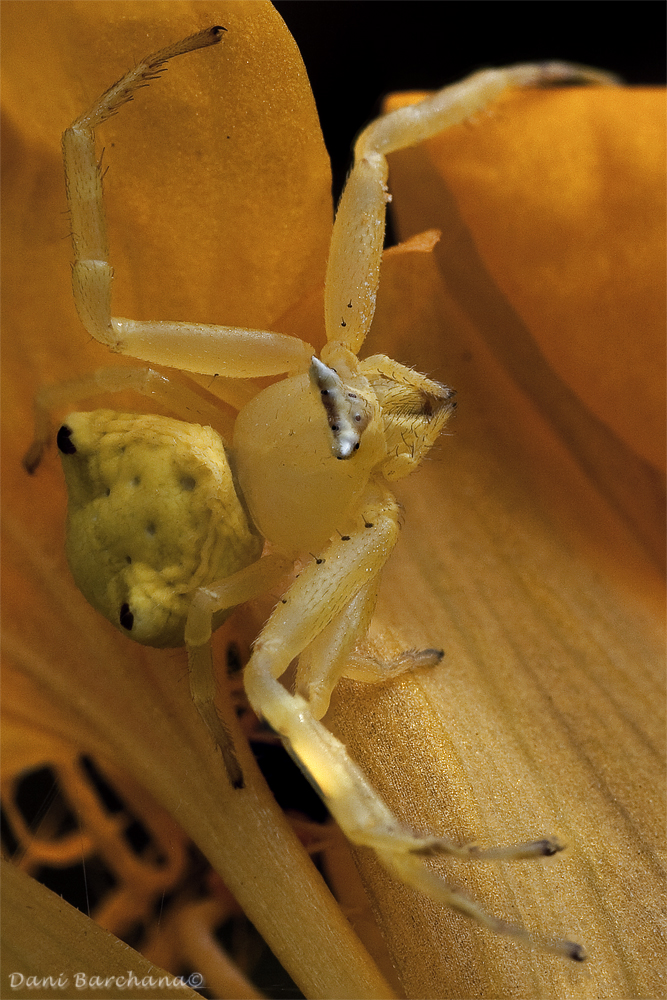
3,860,200,998
326,87,666,996
385,87,666,565
3,6,665,996
1,5,390,997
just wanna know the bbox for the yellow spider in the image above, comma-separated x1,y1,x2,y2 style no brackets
25,26,614,961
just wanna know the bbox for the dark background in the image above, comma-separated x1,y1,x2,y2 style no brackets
273,1,666,203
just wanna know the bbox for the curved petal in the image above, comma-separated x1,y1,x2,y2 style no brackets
3,860,200,999
327,87,666,996
1,6,394,999
4,10,665,996
2,0,331,331
385,87,666,566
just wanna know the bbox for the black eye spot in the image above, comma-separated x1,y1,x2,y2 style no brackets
119,603,134,630
180,475,196,491
145,522,156,537
56,425,76,455
125,555,132,564
105,487,111,497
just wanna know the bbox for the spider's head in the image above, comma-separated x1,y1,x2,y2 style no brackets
309,356,375,460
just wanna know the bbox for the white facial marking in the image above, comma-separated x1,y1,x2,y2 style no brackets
309,357,371,460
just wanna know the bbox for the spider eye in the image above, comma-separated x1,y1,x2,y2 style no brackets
119,603,134,631
56,425,76,455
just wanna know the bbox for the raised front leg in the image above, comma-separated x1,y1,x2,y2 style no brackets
64,27,312,377
324,61,618,353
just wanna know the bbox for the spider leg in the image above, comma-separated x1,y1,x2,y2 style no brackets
22,366,238,473
293,578,380,720
185,554,292,788
325,61,617,353
295,577,442,721
243,482,584,959
340,647,444,686
63,27,311,377
187,639,245,789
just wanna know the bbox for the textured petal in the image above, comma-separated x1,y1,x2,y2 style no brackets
326,87,666,997
1,6,394,998
4,11,665,996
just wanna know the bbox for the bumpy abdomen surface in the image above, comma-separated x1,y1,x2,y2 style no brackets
60,410,262,647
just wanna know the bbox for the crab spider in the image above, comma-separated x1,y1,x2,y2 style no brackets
25,25,616,961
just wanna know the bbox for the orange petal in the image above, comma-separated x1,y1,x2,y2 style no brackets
3,860,200,998
1,7,393,998
387,87,665,475
384,88,666,574
327,89,666,996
